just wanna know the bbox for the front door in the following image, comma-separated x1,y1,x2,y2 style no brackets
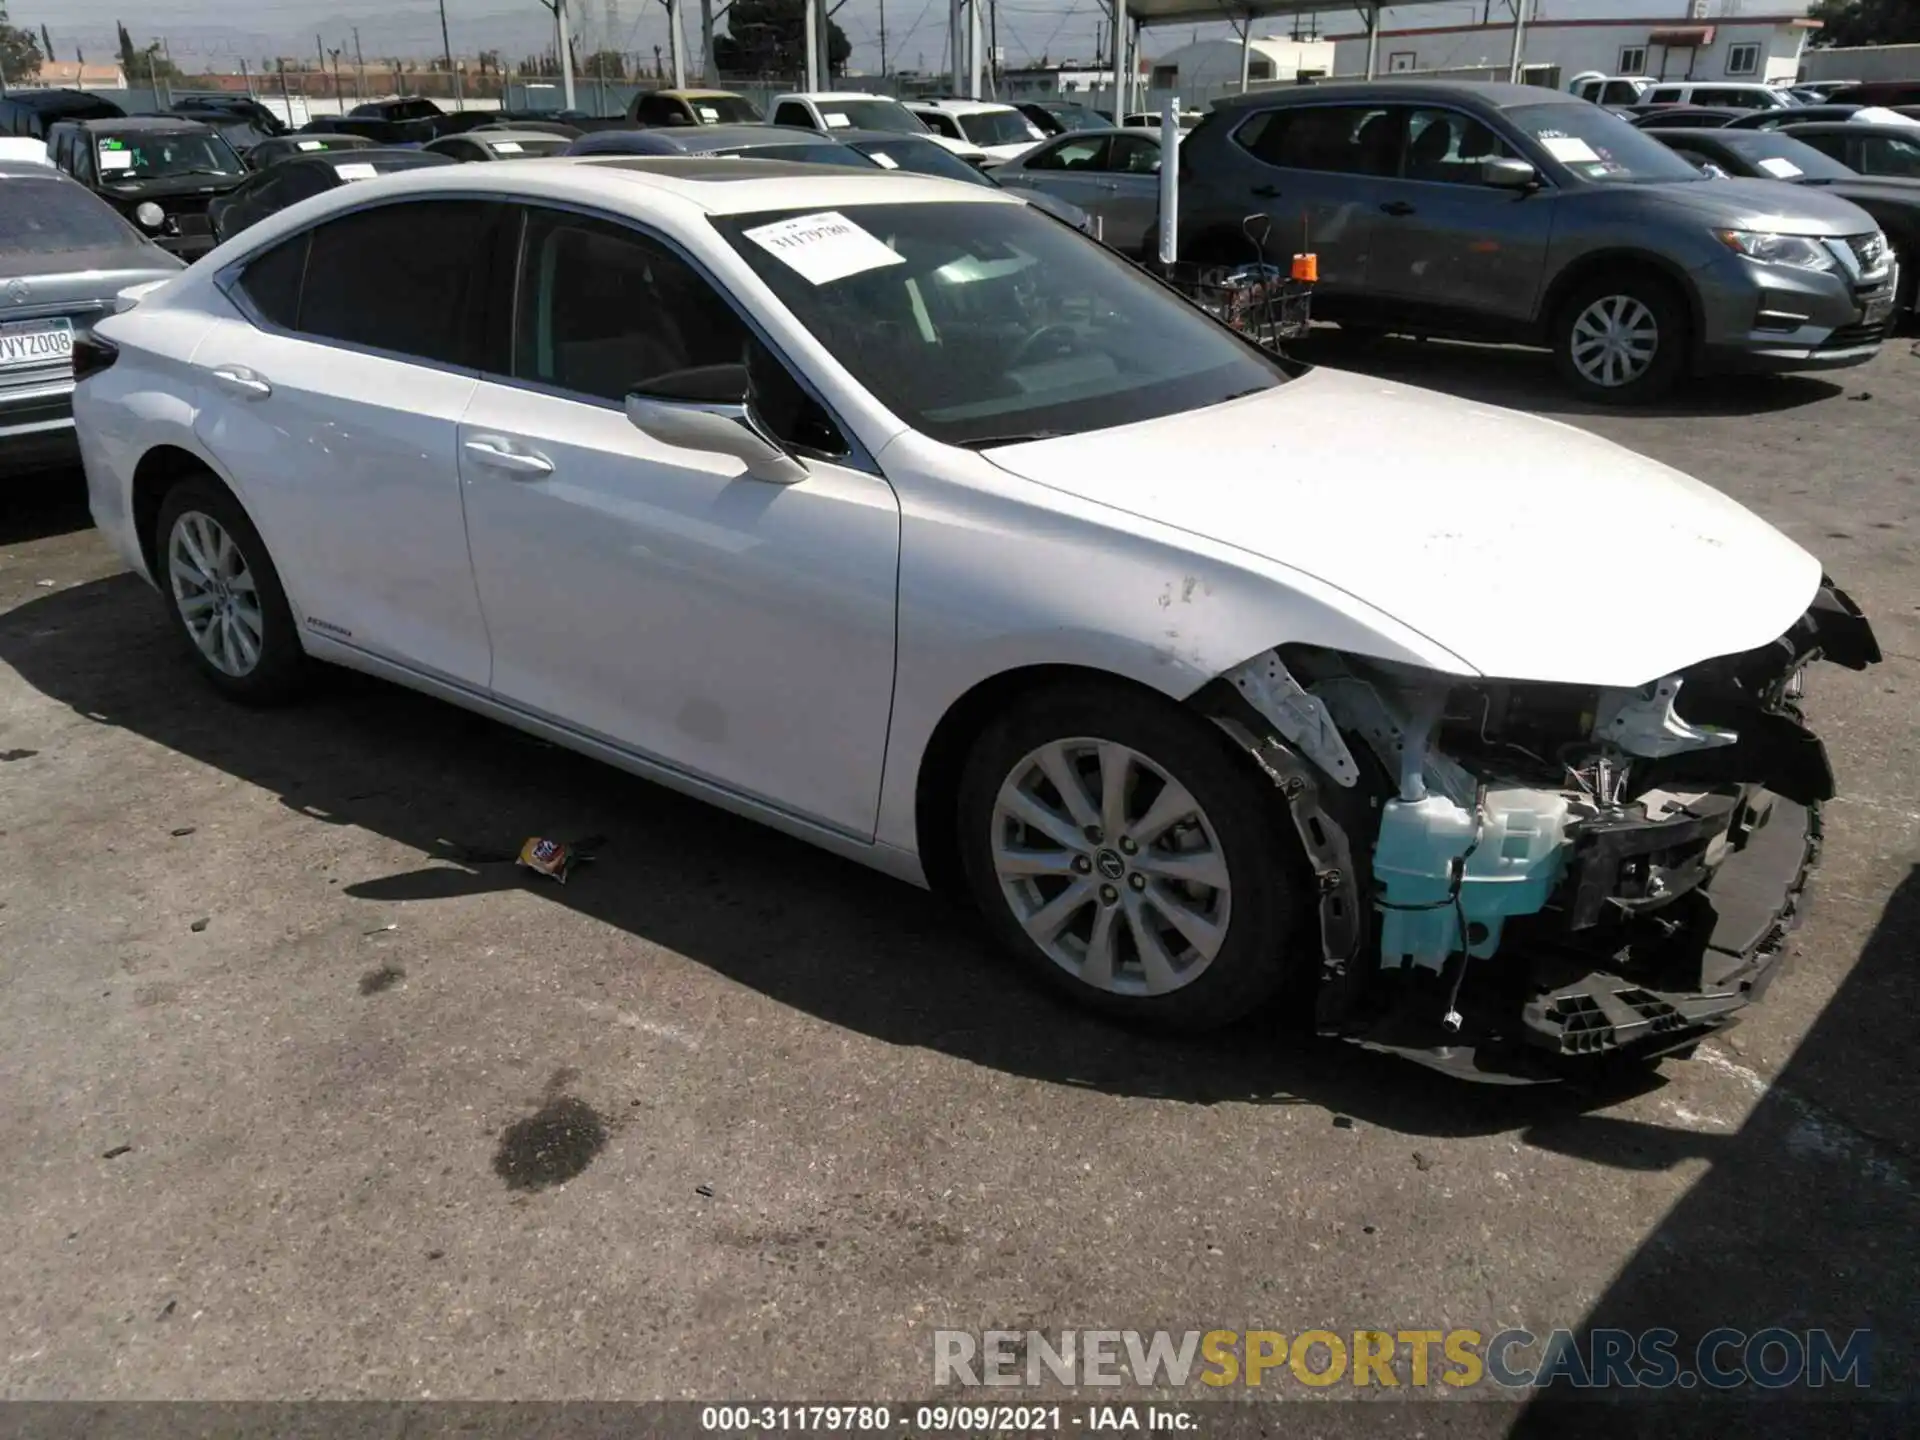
191,198,501,686
455,206,901,838
1000,134,1114,224
1365,105,1555,329
1090,132,1169,253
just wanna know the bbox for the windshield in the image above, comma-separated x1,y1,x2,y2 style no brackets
850,137,992,185
0,176,143,252
95,131,244,182
817,99,927,134
695,95,762,123
715,201,1285,447
716,142,873,168
1506,102,1705,183
959,110,1045,147
1716,131,1855,180
1044,105,1108,133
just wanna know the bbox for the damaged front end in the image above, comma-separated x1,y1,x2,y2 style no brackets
1208,580,1880,1083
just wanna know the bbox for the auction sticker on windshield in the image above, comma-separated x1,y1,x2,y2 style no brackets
1539,135,1599,164
1759,156,1804,178
98,150,134,170
742,210,905,285
334,163,378,182
0,317,73,372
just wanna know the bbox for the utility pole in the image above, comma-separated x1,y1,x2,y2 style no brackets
353,27,366,100
437,0,464,110
239,56,254,97
553,0,577,110
278,55,292,123
968,0,981,99
700,0,715,84
329,45,344,104
805,0,820,90
878,0,887,78
988,0,997,97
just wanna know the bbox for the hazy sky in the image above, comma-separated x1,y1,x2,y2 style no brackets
24,0,1410,76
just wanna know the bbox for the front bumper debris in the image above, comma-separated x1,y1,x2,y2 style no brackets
1209,581,1876,1084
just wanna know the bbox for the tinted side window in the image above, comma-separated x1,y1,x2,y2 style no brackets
298,200,500,366
1601,81,1641,105
1861,134,1920,176
1029,135,1106,170
1235,105,1400,176
513,207,748,401
235,233,308,328
773,103,814,129
1648,87,1683,103
1404,107,1516,182
1105,135,1162,174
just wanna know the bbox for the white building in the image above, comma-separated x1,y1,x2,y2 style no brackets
1145,36,1335,95
1329,1,1821,88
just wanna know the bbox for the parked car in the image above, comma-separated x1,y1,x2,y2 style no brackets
565,124,873,166
1726,104,1920,130
1790,80,1861,104
905,99,1047,163
1825,81,1920,107
207,149,455,241
424,130,574,162
834,131,1095,231
769,91,985,161
1179,81,1895,401
44,117,248,260
1780,121,1920,181
628,88,763,126
1123,110,1203,131
473,118,583,139
72,160,1881,1079
1567,73,1654,107
1649,124,1920,319
243,133,379,170
0,88,123,140
350,96,446,125
300,115,432,147
0,161,178,473
166,95,290,155
1638,81,1794,111
1623,105,1742,130
1017,100,1110,135
992,129,1167,252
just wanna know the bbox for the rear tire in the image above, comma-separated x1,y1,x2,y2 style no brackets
1551,270,1690,404
154,474,309,705
956,680,1309,1031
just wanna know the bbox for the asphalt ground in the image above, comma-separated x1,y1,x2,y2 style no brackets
0,336,1915,1430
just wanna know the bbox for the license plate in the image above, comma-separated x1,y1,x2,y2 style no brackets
1863,292,1894,326
0,317,74,372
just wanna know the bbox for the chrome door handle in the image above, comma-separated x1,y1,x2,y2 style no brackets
463,437,554,478
209,364,271,398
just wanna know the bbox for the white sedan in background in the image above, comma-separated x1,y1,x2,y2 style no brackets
73,156,1878,1080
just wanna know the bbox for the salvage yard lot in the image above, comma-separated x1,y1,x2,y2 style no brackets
1,337,1916,1408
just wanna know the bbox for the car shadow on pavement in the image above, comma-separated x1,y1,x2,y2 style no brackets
1298,331,1849,418
1502,867,1920,1432
2,575,1680,1143
0,473,93,546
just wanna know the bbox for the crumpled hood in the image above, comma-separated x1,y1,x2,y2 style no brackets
982,366,1823,687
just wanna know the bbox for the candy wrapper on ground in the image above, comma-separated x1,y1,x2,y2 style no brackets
518,837,580,884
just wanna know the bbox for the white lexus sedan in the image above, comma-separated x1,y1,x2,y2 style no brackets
73,156,1880,1081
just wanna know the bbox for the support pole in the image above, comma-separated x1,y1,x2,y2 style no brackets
1238,16,1252,93
950,0,964,95
968,0,982,99
668,0,687,89
806,0,821,91
1507,0,1528,83
555,0,577,110
1110,0,1126,125
1365,3,1379,80
1157,92,1178,264
700,0,715,84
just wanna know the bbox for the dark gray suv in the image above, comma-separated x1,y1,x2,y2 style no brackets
1179,81,1897,401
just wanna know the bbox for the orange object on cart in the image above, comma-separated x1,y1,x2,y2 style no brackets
1291,253,1319,283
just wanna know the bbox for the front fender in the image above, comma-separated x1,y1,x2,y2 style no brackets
872,434,1479,855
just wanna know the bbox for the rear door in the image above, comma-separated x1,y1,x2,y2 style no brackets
1366,104,1554,329
1089,132,1168,248
453,204,901,836
191,199,502,685
1209,103,1403,297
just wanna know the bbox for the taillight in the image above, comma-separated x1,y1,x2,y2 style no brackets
71,331,119,382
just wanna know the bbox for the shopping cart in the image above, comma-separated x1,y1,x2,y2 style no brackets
1139,215,1314,355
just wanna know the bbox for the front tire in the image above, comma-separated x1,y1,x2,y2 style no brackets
956,681,1309,1030
1552,271,1689,404
155,474,309,705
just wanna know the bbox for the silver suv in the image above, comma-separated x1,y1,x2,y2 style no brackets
1179,81,1896,401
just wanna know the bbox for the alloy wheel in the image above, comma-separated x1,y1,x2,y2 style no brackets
989,737,1232,997
168,510,264,678
1569,294,1659,388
